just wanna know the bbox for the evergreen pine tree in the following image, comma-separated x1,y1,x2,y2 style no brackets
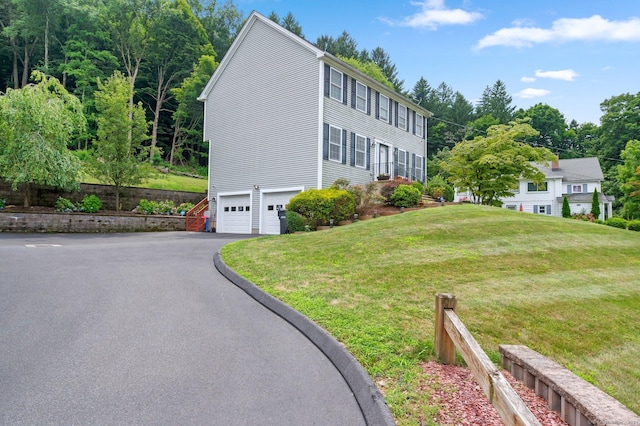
562,196,571,218
591,189,601,219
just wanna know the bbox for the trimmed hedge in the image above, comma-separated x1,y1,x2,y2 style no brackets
286,188,355,229
605,217,628,229
628,220,640,232
390,184,421,208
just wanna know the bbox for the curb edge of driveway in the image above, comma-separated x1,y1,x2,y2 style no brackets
213,251,396,426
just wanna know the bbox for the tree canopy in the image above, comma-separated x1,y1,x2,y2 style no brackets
443,121,556,206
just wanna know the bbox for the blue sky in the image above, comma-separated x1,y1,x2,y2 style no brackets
235,0,640,125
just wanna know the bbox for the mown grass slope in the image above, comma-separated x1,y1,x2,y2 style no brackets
221,204,640,424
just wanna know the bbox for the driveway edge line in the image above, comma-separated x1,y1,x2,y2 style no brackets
213,251,395,426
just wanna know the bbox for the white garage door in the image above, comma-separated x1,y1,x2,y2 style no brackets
218,194,251,234
261,190,301,235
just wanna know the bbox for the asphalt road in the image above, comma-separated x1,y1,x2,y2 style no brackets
0,232,365,425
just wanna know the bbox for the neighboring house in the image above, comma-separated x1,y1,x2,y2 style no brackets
455,157,614,220
198,11,432,234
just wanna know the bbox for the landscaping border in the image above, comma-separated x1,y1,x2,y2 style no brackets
213,251,395,426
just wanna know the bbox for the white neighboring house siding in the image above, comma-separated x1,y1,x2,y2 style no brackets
321,64,427,188
501,178,562,216
201,15,320,233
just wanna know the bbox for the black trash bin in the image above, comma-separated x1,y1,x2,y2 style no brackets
277,207,288,234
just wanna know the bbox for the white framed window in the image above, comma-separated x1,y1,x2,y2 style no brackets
355,81,367,112
528,182,548,192
355,134,367,168
538,205,547,214
398,104,407,130
572,184,583,193
330,68,343,102
329,125,343,162
506,205,517,211
415,113,424,137
379,94,389,122
415,154,424,181
398,148,407,177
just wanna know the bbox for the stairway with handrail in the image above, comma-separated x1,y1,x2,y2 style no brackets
185,197,209,232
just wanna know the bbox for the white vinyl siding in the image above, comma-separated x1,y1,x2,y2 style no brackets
329,125,343,162
330,68,343,102
379,94,389,122
398,104,407,130
355,134,366,168
355,81,367,113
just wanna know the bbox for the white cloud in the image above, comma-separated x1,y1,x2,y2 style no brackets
521,76,536,83
535,69,579,81
476,15,640,49
603,65,614,71
515,88,550,99
383,0,483,29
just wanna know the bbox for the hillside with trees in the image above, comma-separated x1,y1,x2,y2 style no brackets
1,1,639,217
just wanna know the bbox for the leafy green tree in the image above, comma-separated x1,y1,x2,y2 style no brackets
145,0,215,161
92,71,149,210
195,0,244,60
594,92,640,172
515,103,568,154
443,121,556,206
562,196,571,218
0,72,86,206
369,47,403,92
427,147,451,179
338,55,394,89
171,54,218,165
617,139,640,219
476,80,516,124
591,189,601,219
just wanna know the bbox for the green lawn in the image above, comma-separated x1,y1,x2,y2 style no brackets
82,172,207,193
221,204,640,425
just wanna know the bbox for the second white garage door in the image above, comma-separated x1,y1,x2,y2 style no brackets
261,189,302,235
217,193,251,234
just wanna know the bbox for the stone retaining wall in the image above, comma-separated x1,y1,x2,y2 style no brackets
0,211,187,233
0,180,205,211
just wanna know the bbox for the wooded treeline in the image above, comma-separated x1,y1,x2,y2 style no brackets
2,1,640,216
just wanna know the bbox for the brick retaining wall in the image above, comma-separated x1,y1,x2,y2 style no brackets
0,211,187,233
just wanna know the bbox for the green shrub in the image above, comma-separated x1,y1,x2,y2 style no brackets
605,217,628,229
55,196,77,212
177,202,194,215
390,184,421,208
137,199,158,214
286,210,306,232
80,194,102,213
426,175,454,201
628,220,640,231
348,182,382,215
562,196,571,218
287,188,355,228
157,200,175,215
591,190,601,219
380,181,400,204
411,181,424,195
0,198,5,209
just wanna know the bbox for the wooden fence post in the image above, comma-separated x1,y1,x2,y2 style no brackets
435,293,457,365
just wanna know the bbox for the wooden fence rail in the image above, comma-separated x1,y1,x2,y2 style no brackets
435,293,541,426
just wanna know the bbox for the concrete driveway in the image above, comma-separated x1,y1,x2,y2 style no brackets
0,232,368,425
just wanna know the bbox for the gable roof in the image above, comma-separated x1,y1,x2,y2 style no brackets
537,157,604,181
198,11,432,117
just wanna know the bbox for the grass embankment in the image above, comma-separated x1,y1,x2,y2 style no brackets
221,204,640,424
82,172,207,193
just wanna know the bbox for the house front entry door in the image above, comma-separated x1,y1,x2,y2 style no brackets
379,144,390,176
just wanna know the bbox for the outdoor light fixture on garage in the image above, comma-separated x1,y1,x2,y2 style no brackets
253,184,260,190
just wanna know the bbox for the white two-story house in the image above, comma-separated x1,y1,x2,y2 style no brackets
198,11,432,234
456,157,614,220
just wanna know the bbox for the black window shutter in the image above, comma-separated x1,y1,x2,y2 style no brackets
375,92,380,119
351,78,356,109
411,153,416,180
394,147,399,176
350,132,356,167
422,157,426,183
412,111,416,135
366,138,371,170
405,151,410,177
341,129,347,164
394,101,399,127
342,74,348,105
366,88,371,115
388,100,393,124
324,64,330,97
322,123,329,160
